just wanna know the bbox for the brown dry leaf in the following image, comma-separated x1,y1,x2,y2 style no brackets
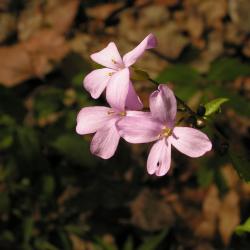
229,0,250,32
18,1,43,41
154,22,189,59
18,0,79,40
218,190,240,245
130,188,175,231
45,0,80,34
86,2,123,20
0,29,69,86
0,13,16,43
195,185,221,239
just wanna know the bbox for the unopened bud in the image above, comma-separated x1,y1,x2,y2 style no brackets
196,105,206,117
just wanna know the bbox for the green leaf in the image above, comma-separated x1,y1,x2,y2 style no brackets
206,85,250,117
123,236,133,250
197,165,214,187
22,217,33,244
137,229,169,250
229,147,250,182
204,98,229,116
52,134,97,166
34,239,59,250
208,58,250,82
235,217,250,235
156,65,202,100
156,65,201,85
34,87,64,119
16,127,40,160
41,175,55,198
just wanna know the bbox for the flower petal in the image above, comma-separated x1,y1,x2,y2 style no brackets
76,106,111,135
125,81,143,110
90,42,123,70
117,114,162,143
150,84,177,126
123,34,157,67
106,68,130,111
83,68,115,99
171,127,212,157
90,118,120,159
147,139,171,176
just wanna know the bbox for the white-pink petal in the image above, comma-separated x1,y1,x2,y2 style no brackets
106,68,130,111
90,42,123,70
123,34,157,67
125,81,143,110
150,84,177,126
147,139,171,176
117,115,162,143
90,118,120,159
76,106,111,135
83,68,115,99
171,127,212,157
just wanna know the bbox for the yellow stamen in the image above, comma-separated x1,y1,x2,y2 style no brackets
112,59,117,64
119,111,126,116
108,72,113,76
159,127,172,138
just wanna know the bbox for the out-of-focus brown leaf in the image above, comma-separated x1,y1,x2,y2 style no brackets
154,22,189,59
229,0,250,32
130,189,175,231
86,2,123,20
195,185,220,239
0,13,16,43
18,0,79,41
45,0,80,34
18,2,43,41
218,190,240,245
0,29,69,86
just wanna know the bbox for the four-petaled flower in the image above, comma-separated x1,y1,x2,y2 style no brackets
117,85,212,176
83,34,157,111
76,86,149,159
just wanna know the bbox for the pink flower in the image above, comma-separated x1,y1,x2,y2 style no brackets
83,34,157,110
76,88,149,159
117,85,212,176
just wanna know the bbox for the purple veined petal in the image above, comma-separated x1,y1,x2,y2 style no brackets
150,84,177,126
125,81,143,110
106,68,130,111
76,106,111,135
83,68,115,99
171,127,212,158
90,118,120,159
123,33,157,67
117,115,162,143
147,138,171,176
90,42,123,70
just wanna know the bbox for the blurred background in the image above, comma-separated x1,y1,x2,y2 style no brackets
0,0,250,249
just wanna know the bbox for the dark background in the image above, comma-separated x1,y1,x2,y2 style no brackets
0,0,249,249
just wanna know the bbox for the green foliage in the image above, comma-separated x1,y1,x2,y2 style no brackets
235,218,250,235
52,134,97,166
207,58,250,82
137,229,169,250
229,147,250,182
204,98,229,116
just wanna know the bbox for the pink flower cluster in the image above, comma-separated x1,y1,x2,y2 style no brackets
76,34,212,176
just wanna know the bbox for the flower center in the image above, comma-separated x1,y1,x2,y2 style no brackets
159,126,172,138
